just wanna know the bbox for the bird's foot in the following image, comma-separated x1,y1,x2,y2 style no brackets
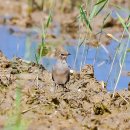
63,86,70,92
50,83,58,93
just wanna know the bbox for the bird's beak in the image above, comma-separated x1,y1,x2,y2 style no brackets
67,53,71,56
63,53,71,56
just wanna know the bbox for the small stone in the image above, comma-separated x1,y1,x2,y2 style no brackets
11,69,20,74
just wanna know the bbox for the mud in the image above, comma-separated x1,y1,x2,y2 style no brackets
0,51,130,130
0,0,130,129
0,0,129,48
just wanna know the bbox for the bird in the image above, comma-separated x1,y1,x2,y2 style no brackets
52,48,70,91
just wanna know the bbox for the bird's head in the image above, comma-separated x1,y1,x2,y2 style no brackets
59,52,70,60
55,47,70,61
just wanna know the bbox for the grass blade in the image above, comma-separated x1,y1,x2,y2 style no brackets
89,0,100,21
112,13,130,97
95,0,107,5
46,13,52,28
95,0,108,16
35,53,39,64
113,38,129,98
127,48,130,52
116,13,126,29
116,13,130,36
103,12,111,21
80,5,92,31
127,22,130,28
110,3,122,9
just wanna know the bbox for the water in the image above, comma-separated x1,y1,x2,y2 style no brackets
0,25,37,60
0,25,130,91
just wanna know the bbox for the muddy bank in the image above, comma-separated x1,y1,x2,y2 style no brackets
0,0,129,48
0,51,130,130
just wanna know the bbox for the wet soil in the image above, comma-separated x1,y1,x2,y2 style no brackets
0,51,130,130
0,1,130,129
0,0,129,49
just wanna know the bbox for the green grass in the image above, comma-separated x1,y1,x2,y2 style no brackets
112,13,130,97
74,0,130,94
4,86,28,130
35,12,52,64
74,0,110,69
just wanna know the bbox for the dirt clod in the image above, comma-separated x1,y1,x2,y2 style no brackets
0,51,130,130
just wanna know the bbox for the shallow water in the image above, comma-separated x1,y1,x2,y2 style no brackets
0,25,130,91
0,25,37,60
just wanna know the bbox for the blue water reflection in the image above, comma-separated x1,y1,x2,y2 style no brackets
0,25,130,91
0,25,37,60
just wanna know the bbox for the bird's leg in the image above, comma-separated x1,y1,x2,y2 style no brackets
62,85,70,92
55,84,59,90
51,82,58,93
55,83,61,92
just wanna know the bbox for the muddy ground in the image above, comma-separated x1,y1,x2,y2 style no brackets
0,0,130,130
0,51,130,130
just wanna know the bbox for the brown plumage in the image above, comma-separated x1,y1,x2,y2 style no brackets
52,49,70,90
